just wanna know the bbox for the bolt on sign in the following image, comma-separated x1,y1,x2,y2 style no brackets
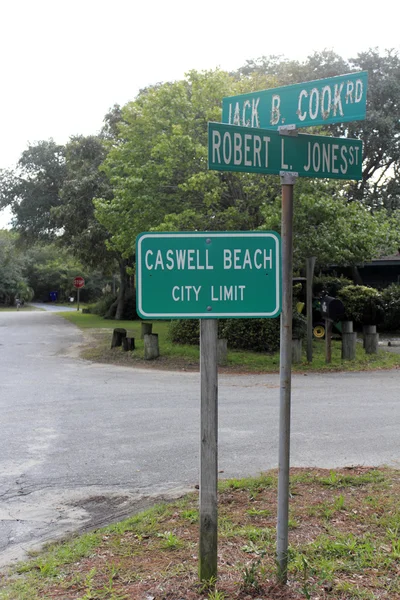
208,122,363,180
222,71,368,130
136,232,281,319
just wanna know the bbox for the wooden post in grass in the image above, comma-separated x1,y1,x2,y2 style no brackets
217,338,228,365
364,325,379,354
325,319,332,363
111,328,127,348
141,322,153,339
144,334,159,359
199,319,218,581
123,337,135,351
292,338,302,363
341,321,356,360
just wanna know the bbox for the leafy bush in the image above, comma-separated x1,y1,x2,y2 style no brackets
219,318,281,353
381,284,400,332
169,318,281,353
313,275,353,298
169,320,200,345
338,285,385,326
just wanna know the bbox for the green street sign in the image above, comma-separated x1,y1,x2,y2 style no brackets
208,122,362,180
136,232,281,319
222,71,368,130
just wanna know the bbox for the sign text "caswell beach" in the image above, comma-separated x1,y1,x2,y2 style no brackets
136,232,281,319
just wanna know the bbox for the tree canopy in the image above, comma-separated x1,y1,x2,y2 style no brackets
1,48,399,309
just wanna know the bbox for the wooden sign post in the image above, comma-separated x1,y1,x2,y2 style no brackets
199,319,218,580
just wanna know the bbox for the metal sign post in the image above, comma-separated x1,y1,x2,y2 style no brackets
199,319,218,580
277,171,296,583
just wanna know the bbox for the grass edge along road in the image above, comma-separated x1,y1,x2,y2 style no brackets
0,467,399,599
58,311,400,373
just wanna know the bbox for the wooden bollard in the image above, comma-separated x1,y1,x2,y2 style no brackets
123,337,135,352
141,322,153,339
341,321,357,360
364,325,379,354
217,338,228,365
292,338,302,363
144,333,159,360
111,328,127,348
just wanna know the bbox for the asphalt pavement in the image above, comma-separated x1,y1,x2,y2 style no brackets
0,309,399,567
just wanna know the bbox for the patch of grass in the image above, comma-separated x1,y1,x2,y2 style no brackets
2,467,399,599
57,311,400,373
246,508,271,518
218,473,276,493
157,531,184,550
182,509,199,523
318,469,386,488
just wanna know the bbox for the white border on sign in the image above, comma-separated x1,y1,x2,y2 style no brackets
137,232,281,318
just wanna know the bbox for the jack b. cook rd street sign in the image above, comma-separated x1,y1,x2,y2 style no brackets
222,71,368,130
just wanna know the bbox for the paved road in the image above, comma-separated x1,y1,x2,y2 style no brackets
0,310,399,567
28,302,78,312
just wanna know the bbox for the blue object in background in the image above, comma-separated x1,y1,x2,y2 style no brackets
49,291,58,302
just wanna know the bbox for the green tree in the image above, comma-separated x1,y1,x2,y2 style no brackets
95,69,279,257
0,140,66,242
22,242,110,302
0,230,32,305
235,49,400,211
260,181,399,271
56,134,132,319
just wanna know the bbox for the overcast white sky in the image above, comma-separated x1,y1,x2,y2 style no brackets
1,0,399,227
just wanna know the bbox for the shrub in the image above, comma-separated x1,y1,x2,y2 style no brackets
168,318,281,352
219,318,281,353
381,284,400,332
338,285,385,326
169,320,200,345
313,275,353,298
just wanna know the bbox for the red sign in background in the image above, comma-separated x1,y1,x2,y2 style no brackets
73,276,85,289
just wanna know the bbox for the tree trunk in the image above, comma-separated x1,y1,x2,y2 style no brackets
115,259,129,320
351,265,363,285
111,328,127,348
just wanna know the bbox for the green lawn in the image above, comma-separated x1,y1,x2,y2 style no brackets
58,312,400,373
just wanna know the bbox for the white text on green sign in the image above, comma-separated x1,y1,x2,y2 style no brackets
208,122,362,180
136,232,281,319
222,71,368,130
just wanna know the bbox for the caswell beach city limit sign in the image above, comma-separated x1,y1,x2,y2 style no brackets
136,232,281,319
222,71,368,130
